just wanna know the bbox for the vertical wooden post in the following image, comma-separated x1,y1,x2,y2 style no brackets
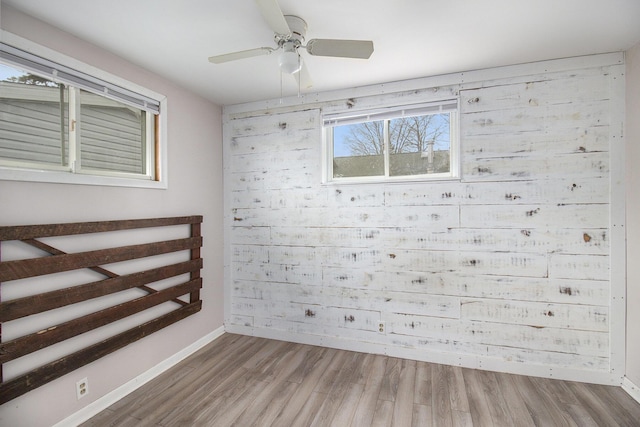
190,219,202,304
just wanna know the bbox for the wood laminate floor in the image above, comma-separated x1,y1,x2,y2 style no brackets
82,334,640,426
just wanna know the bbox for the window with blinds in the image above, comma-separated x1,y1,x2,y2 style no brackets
323,100,459,183
0,41,163,184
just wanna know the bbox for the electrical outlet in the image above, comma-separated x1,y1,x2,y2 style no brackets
76,377,89,400
378,321,386,334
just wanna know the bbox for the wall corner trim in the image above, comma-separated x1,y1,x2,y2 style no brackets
52,326,225,427
623,377,640,404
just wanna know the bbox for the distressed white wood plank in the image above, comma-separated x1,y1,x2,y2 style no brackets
459,204,608,229
230,109,319,137
231,148,316,173
231,190,272,209
232,207,388,228
460,299,608,332
384,177,609,206
232,244,270,264
461,101,610,137
383,227,608,255
321,267,379,290
460,74,610,114
270,227,382,248
387,333,610,371
462,152,609,181
382,205,460,228
232,280,460,319
388,314,609,357
230,168,317,192
461,126,610,159
270,188,330,209
382,272,609,306
321,85,460,116
325,184,386,208
232,262,322,285
267,246,382,269
229,129,319,155
549,254,610,281
383,249,548,278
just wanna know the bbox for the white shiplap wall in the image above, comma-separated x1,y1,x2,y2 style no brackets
223,54,625,384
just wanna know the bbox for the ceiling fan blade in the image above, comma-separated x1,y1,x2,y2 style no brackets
306,39,374,59
254,0,291,35
208,47,274,64
294,61,313,89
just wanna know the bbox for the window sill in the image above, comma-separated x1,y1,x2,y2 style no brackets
0,166,167,189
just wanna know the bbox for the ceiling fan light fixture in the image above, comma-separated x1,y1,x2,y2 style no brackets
278,42,302,74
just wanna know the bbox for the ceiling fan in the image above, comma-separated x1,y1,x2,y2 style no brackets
208,0,374,90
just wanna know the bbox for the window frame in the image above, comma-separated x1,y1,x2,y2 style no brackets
0,31,168,189
322,99,460,185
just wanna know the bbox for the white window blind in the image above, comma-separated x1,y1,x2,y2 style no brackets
0,42,160,114
323,100,458,127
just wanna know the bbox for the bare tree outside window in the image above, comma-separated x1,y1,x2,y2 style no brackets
332,112,451,178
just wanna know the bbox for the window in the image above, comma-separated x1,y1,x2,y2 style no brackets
323,100,459,183
0,37,166,188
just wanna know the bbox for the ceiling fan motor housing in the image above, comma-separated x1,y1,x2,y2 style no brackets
278,15,307,47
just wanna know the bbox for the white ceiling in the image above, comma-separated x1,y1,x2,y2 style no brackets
3,0,640,106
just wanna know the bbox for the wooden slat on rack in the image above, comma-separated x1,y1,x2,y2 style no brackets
0,216,202,241
0,278,202,364
0,301,202,405
0,236,202,282
0,259,202,322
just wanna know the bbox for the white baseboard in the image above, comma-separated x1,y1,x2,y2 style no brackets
54,326,225,427
623,377,640,404
225,324,619,386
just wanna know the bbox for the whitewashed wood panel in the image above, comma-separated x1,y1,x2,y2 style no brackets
460,299,608,332
251,316,384,343
384,177,609,207
232,207,389,228
231,148,315,173
381,205,459,228
270,227,381,248
387,333,609,370
548,253,610,281
229,109,319,137
461,101,609,137
383,227,608,255
462,152,609,181
382,249,548,277
388,314,609,357
381,271,609,305
230,314,254,327
265,245,383,269
460,74,610,114
324,184,386,208
232,280,459,319
232,262,322,285
320,267,379,290
459,203,608,229
321,85,459,116
269,188,329,209
232,244,270,264
231,189,272,209
461,126,610,159
229,129,319,155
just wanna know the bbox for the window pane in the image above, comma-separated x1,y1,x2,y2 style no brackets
79,89,146,174
389,113,451,176
332,121,384,178
0,63,68,167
